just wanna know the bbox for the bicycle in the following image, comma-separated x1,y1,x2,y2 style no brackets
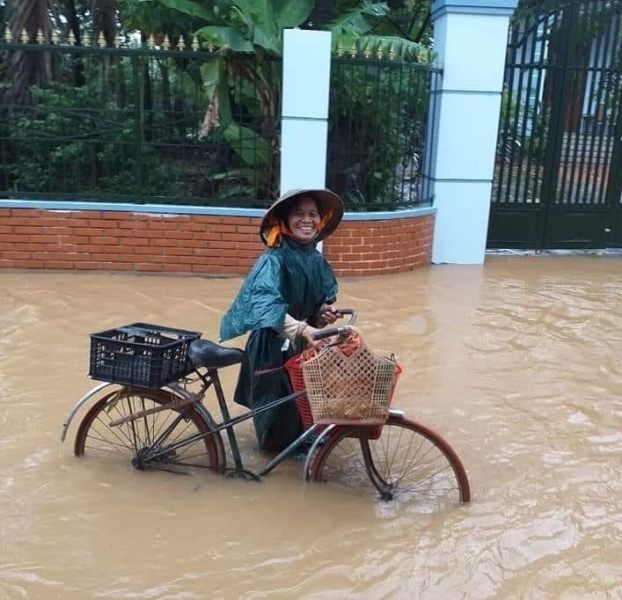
60,313,471,506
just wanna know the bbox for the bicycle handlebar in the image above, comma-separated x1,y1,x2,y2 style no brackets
336,308,357,326
312,326,351,341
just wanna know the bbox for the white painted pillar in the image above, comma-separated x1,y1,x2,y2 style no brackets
430,0,518,264
280,29,332,193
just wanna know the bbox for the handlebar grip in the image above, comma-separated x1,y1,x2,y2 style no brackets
311,326,350,341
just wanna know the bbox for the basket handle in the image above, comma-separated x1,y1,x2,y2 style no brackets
117,325,176,340
117,325,156,338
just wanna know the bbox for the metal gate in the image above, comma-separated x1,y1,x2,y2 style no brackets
489,0,622,249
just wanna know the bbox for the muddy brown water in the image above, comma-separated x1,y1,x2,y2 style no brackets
1,256,622,599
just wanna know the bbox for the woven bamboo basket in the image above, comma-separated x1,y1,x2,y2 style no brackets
300,328,401,425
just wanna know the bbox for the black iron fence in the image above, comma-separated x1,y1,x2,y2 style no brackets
490,0,622,248
0,38,281,207
327,53,440,211
1,36,439,211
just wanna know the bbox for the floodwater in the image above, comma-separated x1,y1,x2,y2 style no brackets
1,256,622,599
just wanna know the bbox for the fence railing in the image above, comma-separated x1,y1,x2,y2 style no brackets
0,40,281,207
1,37,440,211
327,54,441,211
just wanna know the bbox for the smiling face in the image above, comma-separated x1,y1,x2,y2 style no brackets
286,196,321,244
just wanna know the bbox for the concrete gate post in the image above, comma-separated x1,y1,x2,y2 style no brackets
280,29,332,193
429,0,518,264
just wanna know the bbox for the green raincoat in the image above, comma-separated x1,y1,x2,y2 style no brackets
220,237,338,451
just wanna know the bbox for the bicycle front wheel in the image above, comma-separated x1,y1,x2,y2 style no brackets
74,387,222,473
308,413,471,506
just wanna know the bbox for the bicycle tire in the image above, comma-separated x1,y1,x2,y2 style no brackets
308,413,471,506
74,387,223,473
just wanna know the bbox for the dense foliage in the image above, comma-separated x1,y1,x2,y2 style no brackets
1,0,435,209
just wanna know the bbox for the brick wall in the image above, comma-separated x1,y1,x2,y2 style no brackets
325,215,434,276
0,206,434,277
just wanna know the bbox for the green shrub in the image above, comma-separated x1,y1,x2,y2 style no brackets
327,60,429,211
6,81,182,198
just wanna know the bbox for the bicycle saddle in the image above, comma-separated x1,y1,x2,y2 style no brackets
187,339,244,369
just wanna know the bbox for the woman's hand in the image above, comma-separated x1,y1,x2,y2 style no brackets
300,325,335,350
318,304,341,326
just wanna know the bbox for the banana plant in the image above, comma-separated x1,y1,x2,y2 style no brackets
147,0,431,160
138,0,433,204
141,0,313,181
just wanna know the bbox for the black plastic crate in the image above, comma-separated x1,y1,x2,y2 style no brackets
89,323,201,388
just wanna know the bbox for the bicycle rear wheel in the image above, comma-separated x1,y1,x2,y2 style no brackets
307,413,470,506
74,388,222,473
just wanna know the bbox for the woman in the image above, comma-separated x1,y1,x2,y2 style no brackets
219,188,344,452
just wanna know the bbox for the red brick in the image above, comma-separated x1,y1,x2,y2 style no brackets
101,211,132,220
209,241,237,250
89,236,119,244
4,234,30,243
44,260,74,269
176,255,208,265
150,238,179,248
120,236,149,246
192,248,225,257
184,222,209,232
87,219,119,229
162,263,188,272
145,220,169,230
220,216,252,225
207,224,236,233
177,239,209,249
132,246,162,255
136,263,164,272
193,232,222,242
13,260,45,268
164,230,193,240
35,252,84,261
83,228,108,236
108,262,135,271
64,218,90,227
236,225,257,234
11,209,43,217
192,216,221,224
74,261,108,270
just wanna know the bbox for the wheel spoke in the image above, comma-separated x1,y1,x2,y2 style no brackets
309,415,470,507
91,415,133,453
74,389,222,473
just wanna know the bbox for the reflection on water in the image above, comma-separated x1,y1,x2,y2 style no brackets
1,256,622,598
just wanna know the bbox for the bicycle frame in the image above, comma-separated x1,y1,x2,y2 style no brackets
161,365,319,477
62,365,326,480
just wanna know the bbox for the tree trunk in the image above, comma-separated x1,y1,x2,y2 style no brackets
64,0,85,86
303,0,334,29
91,0,118,46
8,0,53,104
